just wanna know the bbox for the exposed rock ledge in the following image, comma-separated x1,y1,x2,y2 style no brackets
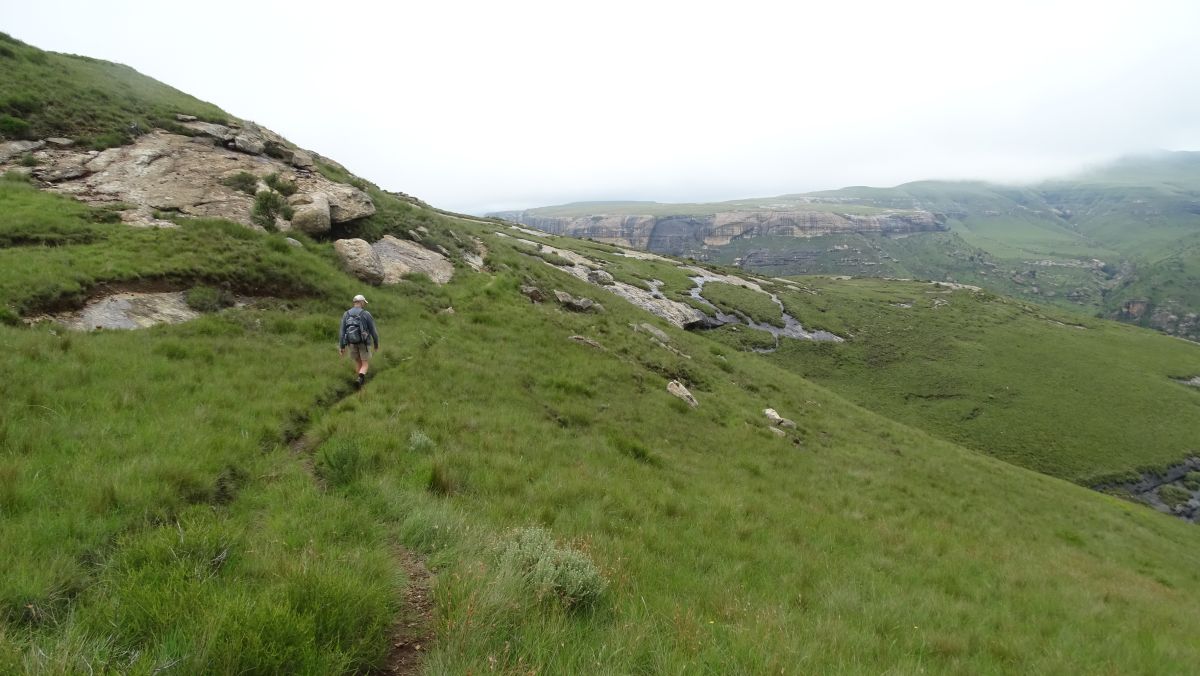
1,128,374,231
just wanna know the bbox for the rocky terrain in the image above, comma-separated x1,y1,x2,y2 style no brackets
493,208,945,254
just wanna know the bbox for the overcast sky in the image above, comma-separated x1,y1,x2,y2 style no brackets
6,0,1200,213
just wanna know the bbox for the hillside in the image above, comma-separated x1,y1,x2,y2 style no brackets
498,155,1200,341
3,37,1200,674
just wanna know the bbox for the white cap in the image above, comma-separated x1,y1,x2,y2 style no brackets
353,294,368,304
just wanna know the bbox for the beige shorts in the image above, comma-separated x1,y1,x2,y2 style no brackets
348,342,371,361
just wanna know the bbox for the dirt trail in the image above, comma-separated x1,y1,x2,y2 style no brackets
285,370,436,675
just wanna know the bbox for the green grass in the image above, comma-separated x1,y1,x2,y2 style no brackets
0,179,119,246
0,33,227,146
4,183,1200,673
770,276,1200,484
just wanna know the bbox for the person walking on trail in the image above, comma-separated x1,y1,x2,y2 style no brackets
339,294,379,389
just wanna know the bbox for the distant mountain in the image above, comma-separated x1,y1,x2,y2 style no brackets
495,153,1200,340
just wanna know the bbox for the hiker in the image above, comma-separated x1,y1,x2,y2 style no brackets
339,294,379,388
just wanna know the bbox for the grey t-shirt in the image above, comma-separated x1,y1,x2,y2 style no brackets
339,307,379,348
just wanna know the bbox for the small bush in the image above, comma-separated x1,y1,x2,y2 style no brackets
251,190,294,231
263,172,297,197
1183,472,1200,491
18,153,39,167
1158,484,1193,508
2,170,31,183
185,286,235,312
496,526,607,610
221,171,258,196
409,430,435,453
0,115,31,139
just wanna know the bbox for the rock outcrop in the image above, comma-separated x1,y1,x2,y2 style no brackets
2,130,375,229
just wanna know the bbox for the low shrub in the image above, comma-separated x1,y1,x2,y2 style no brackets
185,286,235,313
0,115,31,139
1184,471,1200,491
496,526,607,610
263,172,297,197
251,190,294,231
1158,484,1192,508
221,171,258,196
409,430,435,453
18,153,39,167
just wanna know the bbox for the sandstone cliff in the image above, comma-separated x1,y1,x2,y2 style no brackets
492,208,945,255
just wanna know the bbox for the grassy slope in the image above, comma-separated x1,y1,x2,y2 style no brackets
4,182,1200,673
766,276,1200,483
0,32,227,147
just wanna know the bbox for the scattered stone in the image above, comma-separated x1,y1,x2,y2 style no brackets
416,226,430,236
290,193,332,235
334,238,384,285
41,165,89,183
435,244,451,257
520,285,545,303
1177,376,1200,388
588,269,615,285
0,140,45,163
45,137,75,147
554,290,574,305
769,426,787,438
175,114,198,122
285,237,303,248
408,229,422,241
569,335,604,349
764,408,797,428
438,306,455,315
636,322,670,343
667,380,698,408
372,235,454,284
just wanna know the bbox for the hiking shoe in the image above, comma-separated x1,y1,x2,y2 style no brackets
356,373,366,388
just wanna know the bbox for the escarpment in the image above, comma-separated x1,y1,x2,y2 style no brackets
492,208,944,255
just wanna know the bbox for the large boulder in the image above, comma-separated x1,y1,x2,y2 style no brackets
667,380,698,408
371,235,454,285
334,238,384,285
326,184,376,222
232,124,266,155
289,148,315,169
290,193,331,235
182,121,236,142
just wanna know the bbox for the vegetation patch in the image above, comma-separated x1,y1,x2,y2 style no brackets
700,281,785,327
220,171,258,196
495,527,607,611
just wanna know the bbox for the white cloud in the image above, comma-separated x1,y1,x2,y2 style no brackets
5,0,1200,212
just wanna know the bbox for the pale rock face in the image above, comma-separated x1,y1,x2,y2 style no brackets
290,193,332,234
289,149,315,169
667,380,698,408
5,131,376,229
182,121,236,142
0,140,45,162
371,235,453,285
334,238,384,285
